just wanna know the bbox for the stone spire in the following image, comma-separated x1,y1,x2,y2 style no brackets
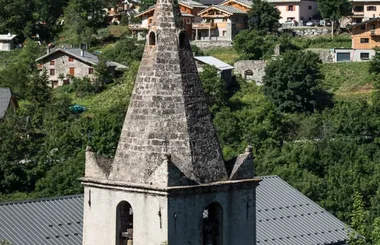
109,0,227,185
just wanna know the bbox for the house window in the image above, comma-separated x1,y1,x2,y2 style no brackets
89,67,94,75
50,69,55,76
116,201,133,245
361,25,366,30
354,6,364,12
360,53,370,60
68,57,74,62
287,5,294,11
69,67,75,76
360,38,369,43
52,81,58,88
222,30,227,36
50,60,55,65
186,18,191,24
367,6,377,11
202,202,223,245
308,5,312,10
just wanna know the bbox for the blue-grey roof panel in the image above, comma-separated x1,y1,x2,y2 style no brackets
0,195,83,245
256,176,349,245
0,176,349,245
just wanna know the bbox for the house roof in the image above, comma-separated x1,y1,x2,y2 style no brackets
0,176,350,245
266,0,301,2
0,34,17,41
220,0,252,7
35,48,127,69
348,17,380,28
256,176,349,245
36,48,99,66
199,0,225,5
0,88,11,119
0,195,83,245
199,4,247,15
194,56,234,70
136,0,207,17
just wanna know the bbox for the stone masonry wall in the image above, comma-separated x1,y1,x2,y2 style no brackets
282,27,332,36
306,48,334,63
190,40,232,49
234,60,267,85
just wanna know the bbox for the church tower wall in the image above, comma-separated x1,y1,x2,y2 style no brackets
82,186,169,245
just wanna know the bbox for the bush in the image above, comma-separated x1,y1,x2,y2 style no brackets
72,77,104,97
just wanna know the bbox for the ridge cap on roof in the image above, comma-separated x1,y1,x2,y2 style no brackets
0,194,84,206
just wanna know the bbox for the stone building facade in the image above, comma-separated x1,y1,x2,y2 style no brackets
36,48,98,88
82,0,260,244
36,48,127,88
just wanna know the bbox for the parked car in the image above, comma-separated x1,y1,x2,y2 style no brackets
320,19,331,26
283,19,298,27
305,21,315,26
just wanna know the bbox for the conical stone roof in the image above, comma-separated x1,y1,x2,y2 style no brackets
110,0,227,185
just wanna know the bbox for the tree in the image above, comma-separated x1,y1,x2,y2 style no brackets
26,70,52,107
233,30,277,60
248,0,281,33
372,217,380,245
263,50,332,113
0,0,34,35
349,192,368,245
317,0,352,37
140,0,156,12
317,0,352,20
199,65,227,114
369,48,380,74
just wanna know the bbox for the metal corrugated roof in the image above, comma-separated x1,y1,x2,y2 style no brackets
257,176,349,245
36,48,100,65
0,88,11,119
194,56,234,70
0,195,83,245
0,176,349,245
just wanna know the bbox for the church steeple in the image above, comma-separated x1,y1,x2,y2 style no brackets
109,0,227,185
82,2,259,244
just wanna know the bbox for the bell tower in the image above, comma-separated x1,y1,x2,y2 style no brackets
81,0,260,244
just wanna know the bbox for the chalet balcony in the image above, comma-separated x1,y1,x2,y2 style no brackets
370,30,380,36
128,24,149,31
192,23,217,29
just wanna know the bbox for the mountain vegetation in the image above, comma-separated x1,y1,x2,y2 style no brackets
0,0,380,243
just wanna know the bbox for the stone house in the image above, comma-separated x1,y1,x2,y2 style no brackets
0,88,18,122
267,0,319,24
36,48,127,88
0,33,17,51
129,0,207,40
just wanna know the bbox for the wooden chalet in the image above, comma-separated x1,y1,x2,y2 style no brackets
195,0,250,41
129,0,207,40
